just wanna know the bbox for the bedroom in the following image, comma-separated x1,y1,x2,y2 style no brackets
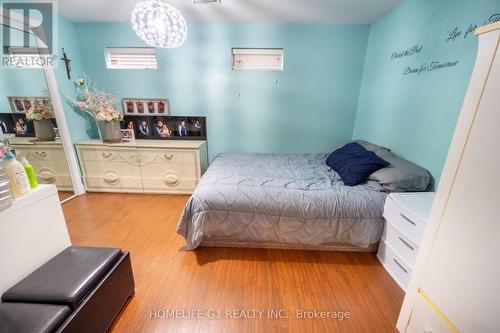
0,0,499,332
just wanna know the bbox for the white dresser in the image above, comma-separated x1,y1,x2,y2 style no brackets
75,139,208,194
377,192,434,291
9,138,73,191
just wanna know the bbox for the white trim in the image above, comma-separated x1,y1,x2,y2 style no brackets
43,67,86,195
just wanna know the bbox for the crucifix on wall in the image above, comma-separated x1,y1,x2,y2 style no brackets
61,48,72,80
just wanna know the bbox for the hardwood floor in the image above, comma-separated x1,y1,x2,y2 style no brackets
63,193,404,333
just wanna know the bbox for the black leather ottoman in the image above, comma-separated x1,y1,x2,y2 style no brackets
0,303,70,333
1,246,135,333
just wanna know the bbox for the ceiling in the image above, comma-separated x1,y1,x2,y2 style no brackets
59,0,402,24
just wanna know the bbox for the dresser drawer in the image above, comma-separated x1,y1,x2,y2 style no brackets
141,162,199,179
142,177,199,194
377,240,412,291
80,161,143,192
78,147,141,164
383,196,426,244
141,163,199,193
381,220,419,268
13,146,67,162
139,148,197,165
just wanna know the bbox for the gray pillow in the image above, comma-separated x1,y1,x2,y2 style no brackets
369,150,430,192
332,140,390,153
353,140,391,153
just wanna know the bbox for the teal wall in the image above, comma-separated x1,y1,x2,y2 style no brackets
74,23,370,161
56,17,97,143
353,0,500,184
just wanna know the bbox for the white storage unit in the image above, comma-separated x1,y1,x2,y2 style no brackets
0,185,71,295
397,22,500,333
377,192,434,291
75,140,208,194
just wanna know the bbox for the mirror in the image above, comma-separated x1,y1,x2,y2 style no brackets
0,25,76,202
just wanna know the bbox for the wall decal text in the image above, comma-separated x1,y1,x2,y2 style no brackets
446,13,499,42
391,44,423,60
403,60,459,75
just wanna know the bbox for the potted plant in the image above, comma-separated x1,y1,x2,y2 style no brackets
26,101,56,141
66,78,124,143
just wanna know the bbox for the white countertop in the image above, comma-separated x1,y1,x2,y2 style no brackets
76,139,207,149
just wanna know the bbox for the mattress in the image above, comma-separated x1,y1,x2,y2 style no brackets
177,153,388,251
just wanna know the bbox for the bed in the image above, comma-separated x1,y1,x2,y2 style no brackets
177,153,389,251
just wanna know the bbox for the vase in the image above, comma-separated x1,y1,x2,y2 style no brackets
33,118,56,142
101,119,122,143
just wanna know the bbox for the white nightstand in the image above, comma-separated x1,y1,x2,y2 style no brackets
377,192,435,291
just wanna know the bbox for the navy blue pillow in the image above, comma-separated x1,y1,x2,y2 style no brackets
326,142,390,186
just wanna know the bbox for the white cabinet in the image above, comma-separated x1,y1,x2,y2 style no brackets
397,22,500,333
0,185,71,295
377,192,434,291
9,138,73,191
75,139,208,194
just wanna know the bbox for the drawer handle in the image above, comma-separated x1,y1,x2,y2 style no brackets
39,171,55,182
164,154,174,160
102,152,113,159
400,213,416,226
36,151,47,158
398,237,415,251
393,258,408,274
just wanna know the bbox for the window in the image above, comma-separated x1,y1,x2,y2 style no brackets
105,47,158,69
232,48,283,71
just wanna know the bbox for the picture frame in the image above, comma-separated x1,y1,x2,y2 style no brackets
122,115,206,141
121,128,135,141
121,98,170,116
7,96,51,113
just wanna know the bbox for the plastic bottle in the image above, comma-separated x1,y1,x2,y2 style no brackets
0,159,13,212
21,157,38,189
3,152,31,198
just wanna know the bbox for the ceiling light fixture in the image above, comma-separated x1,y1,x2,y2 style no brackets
193,0,221,3
131,0,187,49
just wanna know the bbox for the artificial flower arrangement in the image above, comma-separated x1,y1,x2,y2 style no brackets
66,77,124,122
25,101,54,121
66,77,124,143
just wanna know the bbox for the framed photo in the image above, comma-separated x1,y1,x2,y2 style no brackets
122,115,206,141
7,96,51,113
121,98,170,116
121,129,135,141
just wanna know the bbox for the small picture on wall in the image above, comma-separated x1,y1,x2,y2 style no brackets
8,96,51,113
121,129,135,141
121,98,170,116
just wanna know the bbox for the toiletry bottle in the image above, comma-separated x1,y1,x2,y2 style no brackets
21,157,38,189
3,152,31,198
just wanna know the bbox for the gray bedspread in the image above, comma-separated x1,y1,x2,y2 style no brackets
177,153,388,250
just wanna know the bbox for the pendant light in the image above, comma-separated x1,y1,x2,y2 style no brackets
131,0,187,48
